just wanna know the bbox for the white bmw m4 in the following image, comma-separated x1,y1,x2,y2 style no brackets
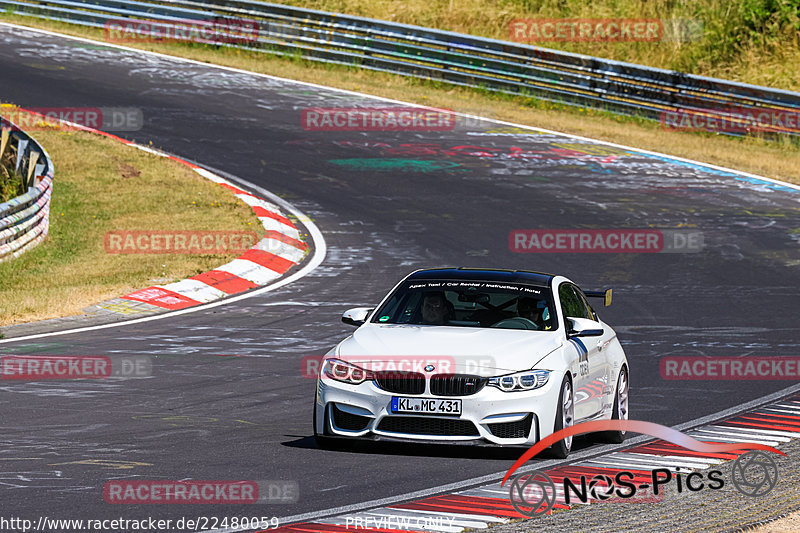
313,268,629,457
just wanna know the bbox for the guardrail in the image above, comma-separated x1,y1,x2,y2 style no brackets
0,112,54,263
1,0,799,137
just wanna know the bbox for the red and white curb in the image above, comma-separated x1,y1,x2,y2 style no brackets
15,110,310,314
272,393,800,532
117,164,308,311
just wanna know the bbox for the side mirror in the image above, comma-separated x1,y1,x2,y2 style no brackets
342,307,373,327
567,317,604,338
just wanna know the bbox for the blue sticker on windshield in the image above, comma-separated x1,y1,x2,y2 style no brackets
379,316,390,322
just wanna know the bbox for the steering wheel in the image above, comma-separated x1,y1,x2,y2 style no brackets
490,317,540,330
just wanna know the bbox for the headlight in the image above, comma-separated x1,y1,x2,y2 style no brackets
321,358,374,384
488,370,550,391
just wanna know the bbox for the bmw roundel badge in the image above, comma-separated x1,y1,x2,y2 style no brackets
424,364,436,372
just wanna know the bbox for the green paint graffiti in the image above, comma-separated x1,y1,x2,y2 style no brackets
328,158,463,173
1,342,69,354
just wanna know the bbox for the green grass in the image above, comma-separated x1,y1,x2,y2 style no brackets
0,107,264,326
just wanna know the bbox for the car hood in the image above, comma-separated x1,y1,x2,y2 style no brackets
335,324,562,375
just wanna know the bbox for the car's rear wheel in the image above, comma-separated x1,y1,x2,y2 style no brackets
544,375,573,458
597,368,628,443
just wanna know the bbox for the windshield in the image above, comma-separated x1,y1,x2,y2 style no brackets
370,279,557,331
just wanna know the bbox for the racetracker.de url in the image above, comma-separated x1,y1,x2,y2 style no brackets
0,516,280,532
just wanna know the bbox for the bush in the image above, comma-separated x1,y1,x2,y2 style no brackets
0,147,25,203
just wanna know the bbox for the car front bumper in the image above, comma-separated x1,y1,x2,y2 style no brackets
314,375,561,447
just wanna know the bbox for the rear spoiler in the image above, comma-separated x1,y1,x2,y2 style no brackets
584,288,612,307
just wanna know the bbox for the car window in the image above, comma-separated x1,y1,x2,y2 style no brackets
370,279,557,330
559,283,592,320
575,289,598,321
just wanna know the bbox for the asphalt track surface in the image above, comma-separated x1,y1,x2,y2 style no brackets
1,25,799,527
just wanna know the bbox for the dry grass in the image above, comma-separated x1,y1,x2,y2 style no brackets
0,141,24,202
279,0,800,91
0,14,796,187
0,107,263,326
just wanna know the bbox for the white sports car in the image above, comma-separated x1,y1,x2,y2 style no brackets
313,268,629,457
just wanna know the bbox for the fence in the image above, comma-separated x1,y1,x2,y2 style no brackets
1,0,799,137
0,111,54,262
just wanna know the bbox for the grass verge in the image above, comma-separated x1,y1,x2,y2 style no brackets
0,14,797,186
0,107,263,326
279,0,800,92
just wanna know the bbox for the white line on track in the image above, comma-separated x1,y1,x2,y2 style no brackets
602,452,719,469
618,452,722,468
705,424,800,438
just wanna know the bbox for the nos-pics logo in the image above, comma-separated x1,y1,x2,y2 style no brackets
504,420,783,518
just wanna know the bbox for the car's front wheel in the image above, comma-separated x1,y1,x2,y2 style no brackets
597,367,628,443
544,375,574,458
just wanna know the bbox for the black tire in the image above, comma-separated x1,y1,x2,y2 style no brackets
543,375,573,459
597,368,628,444
314,434,341,449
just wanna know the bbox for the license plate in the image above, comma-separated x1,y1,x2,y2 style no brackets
391,397,461,415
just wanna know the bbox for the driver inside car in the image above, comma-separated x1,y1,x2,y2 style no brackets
421,292,452,325
517,297,547,329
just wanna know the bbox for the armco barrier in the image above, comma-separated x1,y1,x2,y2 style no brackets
1,0,799,137
0,112,53,262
